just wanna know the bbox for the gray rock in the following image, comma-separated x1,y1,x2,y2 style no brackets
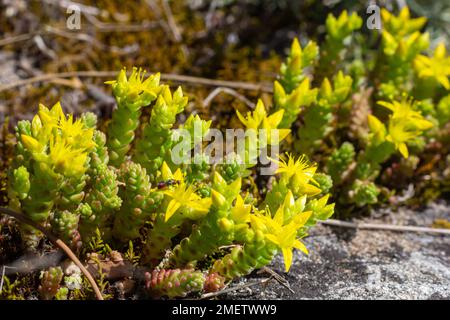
223,202,450,300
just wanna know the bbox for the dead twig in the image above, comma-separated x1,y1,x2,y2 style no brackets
95,19,164,32
145,0,163,19
257,266,294,294
0,207,104,300
205,0,219,30
0,266,16,294
164,73,271,92
83,13,162,32
320,219,450,235
0,71,272,93
0,266,4,294
0,33,37,47
200,277,272,299
93,21,161,33
0,20,161,49
33,35,57,60
203,87,255,109
160,0,182,43
43,26,139,55
159,0,189,58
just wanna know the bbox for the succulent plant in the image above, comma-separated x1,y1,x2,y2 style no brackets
5,5,448,300
7,67,334,298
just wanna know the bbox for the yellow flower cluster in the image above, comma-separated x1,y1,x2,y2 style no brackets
381,7,426,39
160,162,211,222
415,43,450,90
20,102,95,177
271,153,322,196
252,191,311,272
105,67,161,108
236,99,290,145
369,99,433,158
161,150,320,273
380,7,429,60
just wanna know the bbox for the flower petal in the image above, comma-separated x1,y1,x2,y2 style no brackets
165,199,181,222
398,142,409,158
293,240,309,255
281,247,293,272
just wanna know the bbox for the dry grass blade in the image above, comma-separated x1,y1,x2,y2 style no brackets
0,71,273,93
257,266,294,294
321,219,450,235
160,0,182,43
203,87,256,109
0,33,37,47
83,13,162,32
200,277,272,299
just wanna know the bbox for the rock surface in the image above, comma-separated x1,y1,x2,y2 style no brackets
224,202,450,300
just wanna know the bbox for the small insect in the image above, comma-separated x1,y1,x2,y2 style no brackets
157,179,180,189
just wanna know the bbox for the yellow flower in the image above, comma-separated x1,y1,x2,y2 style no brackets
164,183,210,221
273,153,312,179
381,7,426,39
162,164,211,222
230,194,252,224
377,99,433,158
236,99,290,153
48,136,89,177
38,102,63,131
160,162,184,183
367,114,387,145
21,102,96,177
236,99,267,130
414,43,450,89
385,119,416,158
265,219,309,272
59,114,95,152
105,67,160,105
29,103,63,145
378,99,432,129
261,109,291,145
280,190,307,224
252,192,312,272
271,153,321,196
161,161,211,221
